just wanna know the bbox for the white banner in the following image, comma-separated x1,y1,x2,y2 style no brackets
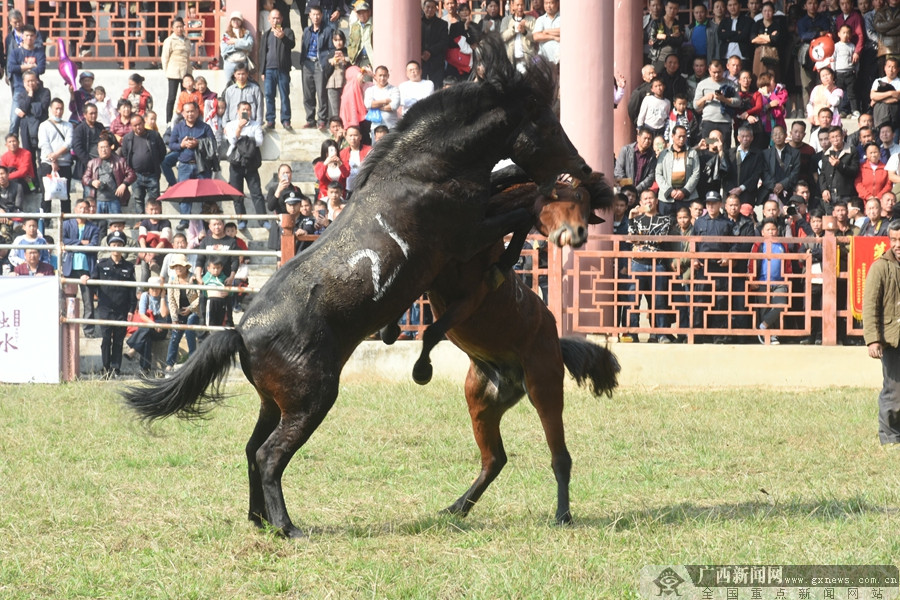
0,277,59,383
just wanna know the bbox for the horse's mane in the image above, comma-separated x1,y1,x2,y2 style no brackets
353,33,559,191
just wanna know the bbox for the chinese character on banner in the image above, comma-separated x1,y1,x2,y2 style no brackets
726,589,738,600
799,589,810,600
751,566,767,584
751,588,762,599
702,588,714,600
849,588,859,599
767,566,783,584
733,566,750,585
873,588,884,599
717,567,733,585
824,589,835,599
850,236,889,319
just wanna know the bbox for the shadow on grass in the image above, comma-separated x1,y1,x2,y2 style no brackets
296,496,898,538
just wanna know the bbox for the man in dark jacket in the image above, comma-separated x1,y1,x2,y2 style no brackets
721,125,766,208
692,191,734,342
818,126,860,213
298,5,333,131
82,137,136,215
717,0,753,65
421,0,448,89
614,127,657,193
260,8,297,131
121,113,166,214
71,103,106,194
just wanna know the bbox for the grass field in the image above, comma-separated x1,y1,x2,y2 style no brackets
0,378,898,599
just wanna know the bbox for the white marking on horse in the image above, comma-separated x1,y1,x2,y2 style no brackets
349,213,411,301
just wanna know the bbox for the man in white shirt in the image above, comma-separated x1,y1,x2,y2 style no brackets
398,60,434,117
37,97,74,213
364,65,400,130
532,0,560,65
224,101,265,231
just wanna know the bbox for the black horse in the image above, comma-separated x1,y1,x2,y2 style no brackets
122,38,592,538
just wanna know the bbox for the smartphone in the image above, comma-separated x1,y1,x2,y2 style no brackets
318,209,326,219
241,111,249,120
327,146,337,157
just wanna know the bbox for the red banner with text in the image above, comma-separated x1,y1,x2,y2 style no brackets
850,236,889,320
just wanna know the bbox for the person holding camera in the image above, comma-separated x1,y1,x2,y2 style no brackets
693,59,736,151
81,137,135,217
224,101,264,232
169,101,215,230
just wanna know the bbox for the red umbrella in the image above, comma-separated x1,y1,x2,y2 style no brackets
157,178,245,203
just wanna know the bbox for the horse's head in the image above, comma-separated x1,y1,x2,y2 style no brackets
533,172,609,248
475,37,592,194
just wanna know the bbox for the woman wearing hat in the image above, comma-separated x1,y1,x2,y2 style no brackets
164,253,200,373
221,11,255,83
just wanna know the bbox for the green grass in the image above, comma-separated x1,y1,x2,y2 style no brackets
0,379,897,599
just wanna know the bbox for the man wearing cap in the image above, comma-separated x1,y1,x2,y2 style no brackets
692,191,734,343
98,217,138,263
348,3,374,69
68,70,94,124
72,103,107,196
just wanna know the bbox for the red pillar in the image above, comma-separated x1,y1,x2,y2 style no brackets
613,0,643,154
559,0,614,334
373,0,422,83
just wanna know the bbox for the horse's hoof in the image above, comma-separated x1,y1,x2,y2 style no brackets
487,265,505,290
380,323,401,345
248,511,267,528
412,361,433,385
279,524,307,539
441,504,468,517
555,511,573,526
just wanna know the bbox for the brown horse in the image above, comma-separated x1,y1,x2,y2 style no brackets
424,173,620,524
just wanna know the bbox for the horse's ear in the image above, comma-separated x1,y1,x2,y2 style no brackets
585,172,615,212
589,213,606,225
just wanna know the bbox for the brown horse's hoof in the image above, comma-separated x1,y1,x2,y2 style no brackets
412,361,433,385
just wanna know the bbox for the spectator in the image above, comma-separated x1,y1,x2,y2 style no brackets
614,126,657,193
871,56,900,136
92,86,116,127
199,257,230,327
160,17,192,124
692,191,733,343
694,59,736,150
325,181,344,219
13,246,53,276
309,0,348,27
194,218,239,322
122,74,153,120
873,0,900,66
749,2,783,81
265,163,306,250
807,68,843,128
340,125,372,199
0,165,23,215
879,123,900,157
287,196,317,253
125,276,170,377
748,217,791,345
97,217,138,264
446,2,477,78
399,60,435,117
636,78,671,138
628,65,658,126
10,217,49,264
626,189,672,343
68,70,94,124
348,2,373,69
860,196,890,236
863,219,900,444
7,24,45,128
833,24,860,117
734,70,765,148
223,65,263,125
695,129,726,201
314,138,349,199
722,125,766,208
328,116,347,148
164,253,200,374
220,11,255,83
195,77,221,143
659,54,688,103
173,75,203,125
263,9,299,131
482,0,502,33
62,198,100,337
109,99,134,145
37,97,74,213
1,134,35,188
223,221,250,312
762,124,801,201
82,137,135,215
755,72,788,143
706,0,726,63
364,65,401,130
137,199,173,282
883,191,896,220
718,0,752,68
856,142,892,200
850,197,867,228
848,112,875,147
787,120,816,184
14,72,50,159
169,101,215,229
687,2,710,66
225,101,265,231
83,230,135,379
187,200,222,250
326,30,350,121
71,103,107,195
532,0,560,66
819,126,860,212
121,114,166,215
656,125,700,216
724,54,742,85
160,232,189,282
422,0,449,88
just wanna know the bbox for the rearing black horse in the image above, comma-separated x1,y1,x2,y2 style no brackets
122,38,591,539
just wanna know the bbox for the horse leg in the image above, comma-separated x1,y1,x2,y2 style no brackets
455,208,532,264
490,223,531,286
444,362,521,517
245,392,281,527
255,370,340,539
522,351,573,525
413,286,489,385
379,321,402,345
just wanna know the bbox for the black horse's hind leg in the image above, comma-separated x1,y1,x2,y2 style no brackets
455,208,533,264
246,393,281,527
379,321,402,345
256,371,340,538
444,362,521,517
486,222,531,290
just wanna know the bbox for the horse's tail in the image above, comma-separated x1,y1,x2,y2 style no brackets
121,329,246,422
559,336,620,398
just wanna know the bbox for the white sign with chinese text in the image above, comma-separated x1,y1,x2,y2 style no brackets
0,277,59,383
